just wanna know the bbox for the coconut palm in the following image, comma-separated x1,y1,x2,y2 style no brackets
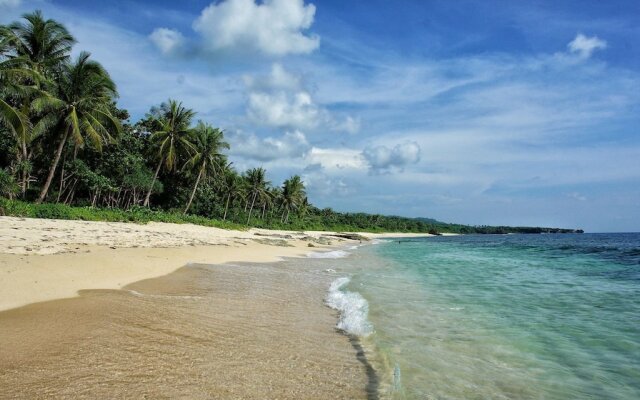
182,121,229,214
0,32,46,194
3,10,75,75
143,99,195,207
0,42,32,156
221,169,244,221
280,175,305,223
33,51,121,203
244,167,270,224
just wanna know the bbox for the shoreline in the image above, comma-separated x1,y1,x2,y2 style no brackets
0,216,432,398
0,216,431,312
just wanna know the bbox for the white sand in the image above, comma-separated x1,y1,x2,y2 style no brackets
0,216,434,311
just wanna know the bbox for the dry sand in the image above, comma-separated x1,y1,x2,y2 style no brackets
0,216,430,311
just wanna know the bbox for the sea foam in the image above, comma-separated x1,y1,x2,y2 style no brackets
307,250,350,259
325,277,374,337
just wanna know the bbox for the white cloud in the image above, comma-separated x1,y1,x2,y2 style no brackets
305,147,367,171
302,172,353,197
244,63,359,133
248,90,320,130
149,28,185,55
567,33,607,59
192,0,319,56
363,142,421,173
229,130,309,161
243,63,302,91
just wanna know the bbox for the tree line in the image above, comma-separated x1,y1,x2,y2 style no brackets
0,11,582,234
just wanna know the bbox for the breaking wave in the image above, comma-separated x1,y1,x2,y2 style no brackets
325,277,374,337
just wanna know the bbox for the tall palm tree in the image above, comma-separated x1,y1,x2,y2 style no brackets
221,169,244,221
244,167,270,224
182,121,229,214
3,10,75,75
34,51,121,203
143,99,195,207
0,54,37,195
280,175,305,223
0,41,32,156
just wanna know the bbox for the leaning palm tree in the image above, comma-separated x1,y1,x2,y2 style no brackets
244,167,270,224
143,99,196,207
182,121,229,214
33,51,121,203
3,10,75,75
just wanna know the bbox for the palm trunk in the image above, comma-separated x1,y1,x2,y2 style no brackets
20,141,28,196
246,192,257,225
184,166,203,215
223,194,231,220
143,158,163,207
285,209,290,224
37,128,70,204
56,152,68,203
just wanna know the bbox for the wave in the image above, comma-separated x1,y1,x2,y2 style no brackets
307,250,350,259
325,277,374,337
125,290,202,300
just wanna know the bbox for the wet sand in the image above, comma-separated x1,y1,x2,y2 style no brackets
0,260,371,399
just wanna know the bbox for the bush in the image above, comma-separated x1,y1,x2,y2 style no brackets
0,169,19,199
0,199,246,230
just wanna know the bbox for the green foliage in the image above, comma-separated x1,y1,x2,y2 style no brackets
0,198,245,229
0,168,19,199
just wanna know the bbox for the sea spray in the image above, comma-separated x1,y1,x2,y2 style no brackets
325,277,374,337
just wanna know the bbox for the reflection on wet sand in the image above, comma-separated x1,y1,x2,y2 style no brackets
0,261,368,399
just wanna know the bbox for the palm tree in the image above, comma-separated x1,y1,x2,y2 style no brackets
221,169,244,221
34,51,121,203
0,29,47,195
182,121,229,214
280,175,306,223
143,99,195,207
0,40,32,159
244,167,270,224
298,196,310,220
3,10,75,75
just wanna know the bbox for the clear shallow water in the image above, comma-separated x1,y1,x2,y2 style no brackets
330,233,640,399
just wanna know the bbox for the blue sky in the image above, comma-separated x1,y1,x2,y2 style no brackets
2,0,639,232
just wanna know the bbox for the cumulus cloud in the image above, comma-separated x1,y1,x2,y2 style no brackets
228,129,309,161
150,0,319,57
305,147,367,171
149,28,185,56
248,90,320,130
244,63,359,133
567,33,607,59
363,142,421,173
194,0,319,56
302,172,353,197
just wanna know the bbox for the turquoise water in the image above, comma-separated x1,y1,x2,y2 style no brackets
328,234,640,399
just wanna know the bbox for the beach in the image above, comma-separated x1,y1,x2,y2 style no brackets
0,216,426,398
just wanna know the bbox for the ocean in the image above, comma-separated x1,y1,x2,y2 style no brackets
321,233,640,399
